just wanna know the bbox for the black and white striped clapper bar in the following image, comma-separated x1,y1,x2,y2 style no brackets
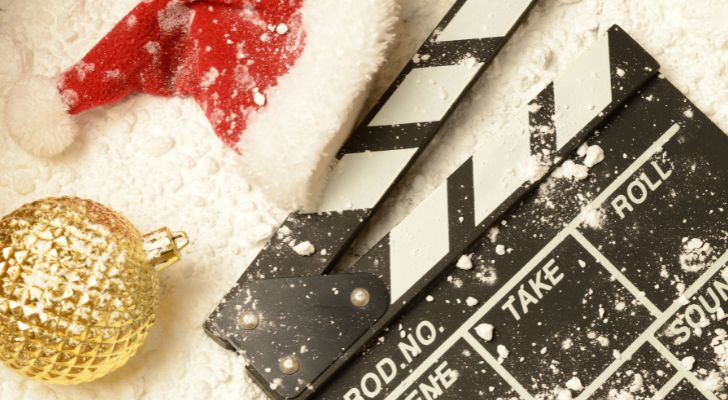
204,3,727,400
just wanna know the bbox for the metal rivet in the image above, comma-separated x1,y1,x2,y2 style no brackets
350,288,370,308
279,356,300,375
239,311,259,330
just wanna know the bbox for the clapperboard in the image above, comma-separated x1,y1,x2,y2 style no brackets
204,1,728,399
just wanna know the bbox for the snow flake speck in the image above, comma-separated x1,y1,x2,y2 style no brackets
276,23,289,35
126,15,137,27
157,2,193,33
292,241,315,256
74,62,95,81
144,41,161,55
455,254,473,270
583,145,605,168
565,376,583,392
496,344,509,362
681,355,696,370
475,323,494,342
201,67,220,89
679,237,714,273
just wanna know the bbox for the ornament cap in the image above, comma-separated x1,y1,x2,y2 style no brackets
143,227,189,272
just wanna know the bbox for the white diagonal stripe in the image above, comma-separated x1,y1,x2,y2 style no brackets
436,0,532,42
389,184,450,302
553,35,613,148
472,105,531,225
314,148,418,213
369,63,482,127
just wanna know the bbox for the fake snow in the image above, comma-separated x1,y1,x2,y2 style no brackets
157,1,193,33
702,372,725,394
553,144,605,181
487,227,499,243
682,356,696,370
518,155,551,183
581,206,606,229
554,159,589,181
200,67,220,89
475,265,498,285
447,275,464,289
144,41,161,55
708,329,728,393
565,376,584,392
556,389,573,400
455,254,473,270
73,61,95,81
275,23,289,35
679,237,714,272
292,241,315,256
496,344,510,362
475,323,494,342
127,14,137,27
583,145,605,168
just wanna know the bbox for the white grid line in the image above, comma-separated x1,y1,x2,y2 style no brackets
576,249,728,399
462,332,535,400
570,228,663,318
653,371,686,400
649,336,721,400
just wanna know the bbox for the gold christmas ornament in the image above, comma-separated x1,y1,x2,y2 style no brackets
0,197,188,384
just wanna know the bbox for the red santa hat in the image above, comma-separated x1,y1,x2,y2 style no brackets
3,0,396,208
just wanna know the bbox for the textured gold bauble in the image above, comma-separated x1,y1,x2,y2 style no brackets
0,197,187,384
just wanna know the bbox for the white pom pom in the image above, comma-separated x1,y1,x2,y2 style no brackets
4,75,79,158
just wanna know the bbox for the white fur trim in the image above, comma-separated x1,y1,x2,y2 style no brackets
4,75,80,158
236,0,398,210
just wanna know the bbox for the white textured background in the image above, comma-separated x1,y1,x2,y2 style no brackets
0,0,726,399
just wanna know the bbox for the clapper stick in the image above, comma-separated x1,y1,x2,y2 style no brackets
206,0,537,346
214,25,662,400
345,25,659,324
